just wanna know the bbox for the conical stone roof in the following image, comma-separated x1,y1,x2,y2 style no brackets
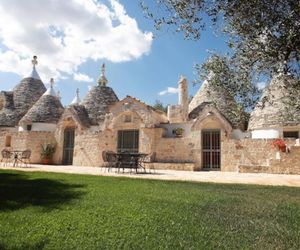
248,74,300,130
0,91,19,127
189,79,242,128
82,86,119,125
81,64,119,125
20,83,64,124
0,56,46,127
13,77,46,112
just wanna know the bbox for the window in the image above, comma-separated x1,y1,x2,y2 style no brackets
117,130,139,153
283,131,299,139
5,135,11,147
124,114,132,123
26,125,32,131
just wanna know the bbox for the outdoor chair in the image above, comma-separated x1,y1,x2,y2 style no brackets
1,149,12,166
20,150,31,167
140,152,156,173
102,151,118,172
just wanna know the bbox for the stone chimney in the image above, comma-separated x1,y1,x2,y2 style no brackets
178,75,188,121
167,75,189,123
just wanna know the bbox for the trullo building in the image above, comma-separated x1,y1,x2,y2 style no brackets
0,56,299,174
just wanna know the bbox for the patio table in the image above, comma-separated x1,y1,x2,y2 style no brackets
116,152,148,173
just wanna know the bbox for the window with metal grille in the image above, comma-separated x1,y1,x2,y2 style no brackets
283,131,299,138
202,130,221,169
117,130,139,153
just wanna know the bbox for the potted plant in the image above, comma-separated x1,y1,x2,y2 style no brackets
40,143,56,164
172,127,184,137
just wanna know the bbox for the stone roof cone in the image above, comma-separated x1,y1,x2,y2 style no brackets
20,78,64,124
189,75,243,128
248,74,300,130
0,56,46,127
82,63,118,125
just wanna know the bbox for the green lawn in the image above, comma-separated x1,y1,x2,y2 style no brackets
0,170,299,250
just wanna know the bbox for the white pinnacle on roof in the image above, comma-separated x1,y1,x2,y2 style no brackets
97,63,108,86
71,88,81,104
43,78,57,96
28,55,41,80
57,90,61,100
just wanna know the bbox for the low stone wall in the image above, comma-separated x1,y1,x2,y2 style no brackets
154,137,195,163
233,139,300,175
221,138,277,172
145,162,195,171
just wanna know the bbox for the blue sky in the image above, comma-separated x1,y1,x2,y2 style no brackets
0,0,228,106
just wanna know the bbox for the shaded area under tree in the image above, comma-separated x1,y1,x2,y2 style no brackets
0,172,85,211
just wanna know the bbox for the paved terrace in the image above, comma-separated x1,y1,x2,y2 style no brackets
1,164,300,187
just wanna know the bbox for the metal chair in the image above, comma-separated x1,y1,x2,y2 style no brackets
137,154,148,173
102,151,118,172
20,150,31,167
141,152,156,173
1,149,12,166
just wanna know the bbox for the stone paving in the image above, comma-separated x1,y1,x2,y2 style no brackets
1,164,300,187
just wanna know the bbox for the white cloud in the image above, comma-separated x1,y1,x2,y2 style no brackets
73,73,93,83
256,81,266,90
158,87,179,96
0,0,152,81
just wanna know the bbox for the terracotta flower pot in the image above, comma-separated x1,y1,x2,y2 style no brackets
280,145,286,152
41,158,51,165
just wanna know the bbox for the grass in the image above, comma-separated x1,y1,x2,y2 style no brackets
0,170,299,250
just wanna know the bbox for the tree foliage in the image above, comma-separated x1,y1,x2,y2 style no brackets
152,100,168,113
141,0,205,40
141,0,300,78
218,0,300,78
194,53,261,112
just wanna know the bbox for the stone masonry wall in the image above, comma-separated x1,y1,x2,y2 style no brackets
167,105,185,123
71,127,160,167
268,146,300,174
155,137,195,163
0,131,56,163
222,138,300,174
221,139,277,172
1,127,299,174
73,130,108,167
